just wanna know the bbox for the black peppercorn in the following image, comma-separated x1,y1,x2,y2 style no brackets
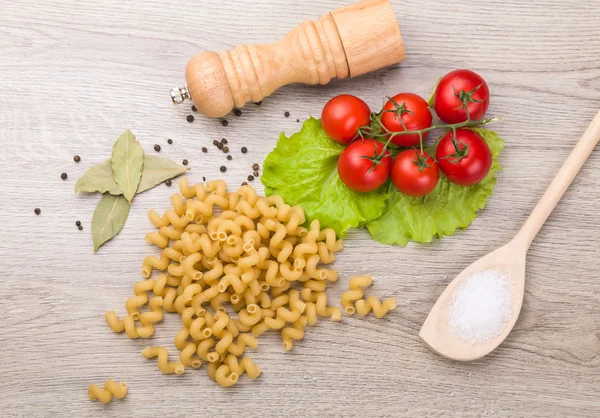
220,166,226,172
255,101,262,106
186,115,194,122
253,171,259,177
75,220,81,227
296,119,300,122
247,175,254,181
252,163,260,171
217,142,224,150
203,176,206,182
284,111,290,117
223,146,229,153
221,138,228,144
234,109,242,117
227,155,232,161
202,147,208,153
221,119,229,127
241,147,248,154
165,179,172,187
167,139,173,144
78,225,83,231
154,144,161,152
34,208,41,215
182,159,188,166
61,172,68,180
241,182,248,186
192,105,197,112
73,155,81,162
213,140,219,146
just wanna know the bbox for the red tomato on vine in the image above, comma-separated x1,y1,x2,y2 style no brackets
380,93,432,147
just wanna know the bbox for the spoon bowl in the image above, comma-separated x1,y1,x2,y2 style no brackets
419,238,527,361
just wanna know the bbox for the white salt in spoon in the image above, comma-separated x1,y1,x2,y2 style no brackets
420,111,600,361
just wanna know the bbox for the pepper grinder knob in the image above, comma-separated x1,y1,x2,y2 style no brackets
170,86,191,104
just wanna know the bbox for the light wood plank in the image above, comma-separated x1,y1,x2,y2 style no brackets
0,0,599,416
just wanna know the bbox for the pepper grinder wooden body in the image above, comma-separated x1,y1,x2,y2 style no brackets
171,0,405,117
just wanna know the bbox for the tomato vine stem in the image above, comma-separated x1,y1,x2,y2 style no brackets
362,114,502,160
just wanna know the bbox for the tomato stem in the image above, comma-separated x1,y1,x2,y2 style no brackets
366,114,501,160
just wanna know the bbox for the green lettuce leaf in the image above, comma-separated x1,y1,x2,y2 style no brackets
366,127,504,245
261,117,388,237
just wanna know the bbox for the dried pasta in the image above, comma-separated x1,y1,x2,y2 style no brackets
88,380,128,404
102,180,397,389
342,275,397,318
355,296,397,318
141,346,185,375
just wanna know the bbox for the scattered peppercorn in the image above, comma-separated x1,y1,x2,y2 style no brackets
247,175,254,181
154,144,161,152
76,220,81,227
255,101,262,106
165,179,172,187
252,163,260,171
234,109,242,117
78,225,83,231
167,139,173,144
182,159,188,165
34,208,41,215
213,140,219,146
192,105,197,112
296,119,300,122
203,177,206,182
221,119,229,127
241,182,248,186
221,138,228,144
73,155,81,162
187,115,194,122
227,155,232,161
241,147,248,154
253,171,259,177
284,111,290,117
223,146,229,153
217,142,224,150
220,166,227,173
61,172,68,180
202,147,208,153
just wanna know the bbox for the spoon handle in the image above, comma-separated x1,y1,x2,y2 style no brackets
517,111,600,246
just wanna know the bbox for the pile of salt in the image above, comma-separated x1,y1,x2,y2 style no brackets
448,269,513,344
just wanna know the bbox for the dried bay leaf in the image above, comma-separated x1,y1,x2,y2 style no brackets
138,154,189,193
92,194,130,252
74,159,121,195
75,155,189,195
112,130,144,203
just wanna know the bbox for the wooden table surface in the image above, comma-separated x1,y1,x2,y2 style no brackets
1,0,599,416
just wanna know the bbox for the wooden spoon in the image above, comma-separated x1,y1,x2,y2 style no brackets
419,111,600,361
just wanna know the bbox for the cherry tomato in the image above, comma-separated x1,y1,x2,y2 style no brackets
433,69,490,123
380,93,433,147
338,139,391,192
321,94,371,145
390,149,439,197
435,129,492,186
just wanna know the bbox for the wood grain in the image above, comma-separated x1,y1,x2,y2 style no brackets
0,0,599,417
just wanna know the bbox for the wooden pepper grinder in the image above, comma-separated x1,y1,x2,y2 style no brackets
170,0,405,117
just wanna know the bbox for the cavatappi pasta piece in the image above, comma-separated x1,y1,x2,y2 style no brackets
137,296,164,337
88,380,128,404
281,318,305,351
355,296,397,318
142,346,185,375
215,364,239,387
349,275,373,290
